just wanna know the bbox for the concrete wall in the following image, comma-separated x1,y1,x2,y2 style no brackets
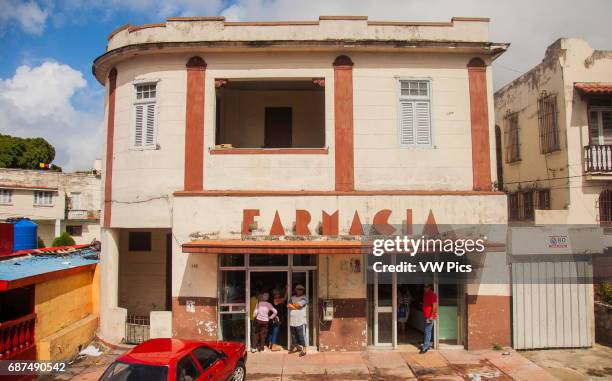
218,88,325,148
495,38,612,224
118,228,169,316
34,269,98,361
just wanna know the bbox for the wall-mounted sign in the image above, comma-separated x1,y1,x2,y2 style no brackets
548,235,568,249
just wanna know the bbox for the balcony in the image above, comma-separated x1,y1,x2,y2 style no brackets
584,145,612,175
67,209,100,220
0,313,35,359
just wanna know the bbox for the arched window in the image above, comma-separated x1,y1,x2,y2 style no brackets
598,190,612,225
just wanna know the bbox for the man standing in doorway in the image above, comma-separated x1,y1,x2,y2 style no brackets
420,284,438,354
288,284,308,356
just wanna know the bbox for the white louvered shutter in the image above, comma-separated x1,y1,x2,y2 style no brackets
415,101,431,146
134,104,144,147
399,100,415,146
145,103,156,146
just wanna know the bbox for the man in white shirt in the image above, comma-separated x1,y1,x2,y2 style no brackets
288,284,308,356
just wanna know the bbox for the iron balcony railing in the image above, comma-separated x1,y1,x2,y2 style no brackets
584,145,612,173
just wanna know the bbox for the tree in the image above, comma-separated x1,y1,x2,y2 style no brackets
0,134,60,171
52,232,75,247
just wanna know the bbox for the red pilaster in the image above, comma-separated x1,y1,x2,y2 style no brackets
184,56,207,191
333,55,355,191
103,68,117,228
468,57,492,191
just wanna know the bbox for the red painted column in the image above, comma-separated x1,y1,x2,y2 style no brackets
468,58,492,191
333,55,355,191
184,56,207,191
103,68,117,228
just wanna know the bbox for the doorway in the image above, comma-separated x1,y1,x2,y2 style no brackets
218,254,317,350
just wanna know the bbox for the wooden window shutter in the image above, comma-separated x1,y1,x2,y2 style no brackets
415,101,431,146
145,103,156,146
399,100,415,146
134,104,144,147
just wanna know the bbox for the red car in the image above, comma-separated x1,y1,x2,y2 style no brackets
99,338,247,381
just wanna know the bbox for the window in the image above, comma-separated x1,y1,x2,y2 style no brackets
70,192,81,210
66,225,83,237
128,231,151,251
176,355,200,381
99,361,168,381
192,346,220,371
508,193,519,220
0,189,12,204
538,93,560,153
589,108,612,145
536,189,551,210
133,82,158,149
398,79,432,147
34,191,53,206
521,191,534,220
505,112,520,163
598,190,612,225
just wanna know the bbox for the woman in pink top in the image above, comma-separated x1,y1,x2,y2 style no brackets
252,293,277,352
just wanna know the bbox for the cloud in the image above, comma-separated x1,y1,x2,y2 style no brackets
0,0,48,35
0,61,103,170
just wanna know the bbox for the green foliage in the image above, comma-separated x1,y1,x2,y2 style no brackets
52,232,75,247
601,282,612,305
0,134,60,171
37,236,45,249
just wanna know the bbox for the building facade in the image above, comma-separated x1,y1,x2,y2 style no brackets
94,16,510,350
495,38,612,227
0,166,102,246
495,38,612,350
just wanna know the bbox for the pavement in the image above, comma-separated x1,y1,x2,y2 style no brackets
35,340,612,381
521,344,612,381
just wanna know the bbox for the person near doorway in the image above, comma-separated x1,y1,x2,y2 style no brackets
397,286,413,335
252,292,278,352
288,284,308,356
420,284,438,354
268,286,287,351
249,286,261,353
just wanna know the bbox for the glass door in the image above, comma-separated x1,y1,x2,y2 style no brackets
289,270,314,347
219,270,247,343
373,272,393,345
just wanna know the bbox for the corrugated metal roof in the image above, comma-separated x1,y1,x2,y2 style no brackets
575,82,612,94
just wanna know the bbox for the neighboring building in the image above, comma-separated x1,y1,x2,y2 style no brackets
0,245,100,361
0,168,102,246
495,38,612,349
93,16,510,350
495,38,612,226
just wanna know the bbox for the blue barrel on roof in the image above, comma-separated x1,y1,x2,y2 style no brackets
10,218,38,251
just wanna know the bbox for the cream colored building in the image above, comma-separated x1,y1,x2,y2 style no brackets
94,16,511,350
0,167,102,246
495,38,612,226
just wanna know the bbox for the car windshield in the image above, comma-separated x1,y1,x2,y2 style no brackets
99,361,168,381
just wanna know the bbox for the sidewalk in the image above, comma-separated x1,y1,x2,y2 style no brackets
247,348,560,381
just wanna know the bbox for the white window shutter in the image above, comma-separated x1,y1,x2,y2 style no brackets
145,103,156,146
399,100,415,146
415,101,431,146
134,104,144,147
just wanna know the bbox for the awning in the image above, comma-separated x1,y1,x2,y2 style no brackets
575,82,612,94
182,240,365,254
182,239,506,254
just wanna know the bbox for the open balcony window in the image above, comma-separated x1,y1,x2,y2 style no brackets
214,79,325,149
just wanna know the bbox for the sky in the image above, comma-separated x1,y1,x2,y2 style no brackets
0,0,611,170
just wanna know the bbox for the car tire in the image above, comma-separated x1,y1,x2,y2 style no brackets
230,361,246,381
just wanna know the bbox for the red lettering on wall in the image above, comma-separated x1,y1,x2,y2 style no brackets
270,211,285,236
373,209,395,235
405,209,413,235
349,211,364,236
322,210,339,236
295,210,312,235
423,209,439,236
242,209,260,235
